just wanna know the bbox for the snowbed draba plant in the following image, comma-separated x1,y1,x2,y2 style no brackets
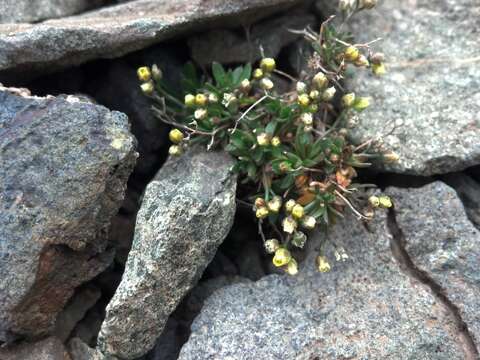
137,0,397,275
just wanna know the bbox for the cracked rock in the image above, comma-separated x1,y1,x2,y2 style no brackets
178,211,465,359
387,181,480,349
0,86,137,342
341,0,480,175
97,149,237,359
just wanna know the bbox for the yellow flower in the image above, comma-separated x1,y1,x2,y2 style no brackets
285,258,298,275
291,204,305,220
168,145,182,156
264,239,280,254
256,207,269,219
378,196,393,208
260,58,276,72
296,81,307,94
298,94,310,107
368,195,380,208
282,216,297,234
267,196,282,213
169,129,184,144
322,86,336,101
301,112,313,126
184,94,195,107
260,78,274,90
353,97,370,111
272,248,292,267
309,90,320,100
344,46,360,62
140,81,154,95
372,62,386,76
302,216,316,230
253,68,264,79
341,93,356,108
271,136,281,147
195,93,208,106
285,199,296,213
257,132,270,146
137,66,151,82
354,55,370,67
316,255,331,272
151,64,162,81
313,72,328,89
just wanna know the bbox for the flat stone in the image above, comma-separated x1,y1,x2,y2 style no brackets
97,149,237,359
0,86,137,341
388,181,480,348
179,210,466,359
0,0,301,82
341,0,480,175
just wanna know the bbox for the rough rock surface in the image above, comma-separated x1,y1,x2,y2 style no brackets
179,211,467,359
97,149,237,359
0,0,301,81
188,11,315,66
0,337,70,360
0,0,106,24
388,182,480,348
0,86,137,341
344,0,480,175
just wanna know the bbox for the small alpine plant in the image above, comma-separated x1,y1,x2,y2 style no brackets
137,0,396,275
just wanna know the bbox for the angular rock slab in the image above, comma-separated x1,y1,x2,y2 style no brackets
0,0,300,81
345,0,480,175
0,337,70,360
0,86,137,341
388,182,480,348
98,149,237,359
179,212,466,359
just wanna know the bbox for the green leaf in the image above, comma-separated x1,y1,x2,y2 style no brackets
212,62,227,87
265,121,277,136
181,62,201,93
278,174,295,190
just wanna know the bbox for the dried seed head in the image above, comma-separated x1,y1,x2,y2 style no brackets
255,197,266,209
292,231,307,248
354,54,370,67
371,52,385,64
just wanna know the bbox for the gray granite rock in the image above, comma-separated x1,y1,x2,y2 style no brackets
179,211,467,359
188,11,315,66
0,86,137,342
442,173,480,229
341,0,480,175
97,149,237,359
387,182,480,348
0,0,106,24
0,337,70,360
69,338,106,360
0,0,301,81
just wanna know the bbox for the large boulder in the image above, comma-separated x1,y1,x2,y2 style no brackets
0,337,70,360
0,0,106,24
387,182,480,348
97,149,237,359
323,0,480,175
0,0,302,82
178,191,473,359
0,86,137,342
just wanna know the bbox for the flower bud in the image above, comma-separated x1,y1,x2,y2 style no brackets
151,64,162,81
273,248,292,267
271,136,281,147
296,81,307,94
301,112,313,126
292,231,307,248
260,58,276,72
257,132,270,146
285,199,296,213
309,104,319,113
240,79,251,92
194,108,208,120
372,62,386,76
285,258,298,275
255,197,266,209
260,78,274,90
267,196,282,213
264,239,280,254
168,145,182,156
378,196,393,208
137,66,151,82
140,81,154,95
344,46,360,62
368,195,380,208
298,94,310,107
371,52,385,65
291,204,305,220
383,151,400,163
341,93,356,107
222,93,237,107
253,68,264,79
169,129,184,144
309,90,320,100
184,94,195,107
313,72,328,89
195,93,208,106
282,216,297,234
208,93,219,103
316,255,331,272
353,97,371,111
256,207,269,219
279,161,292,173
322,86,337,101
354,55,370,67
302,215,316,230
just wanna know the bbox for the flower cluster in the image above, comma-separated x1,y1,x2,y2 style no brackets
137,1,395,275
